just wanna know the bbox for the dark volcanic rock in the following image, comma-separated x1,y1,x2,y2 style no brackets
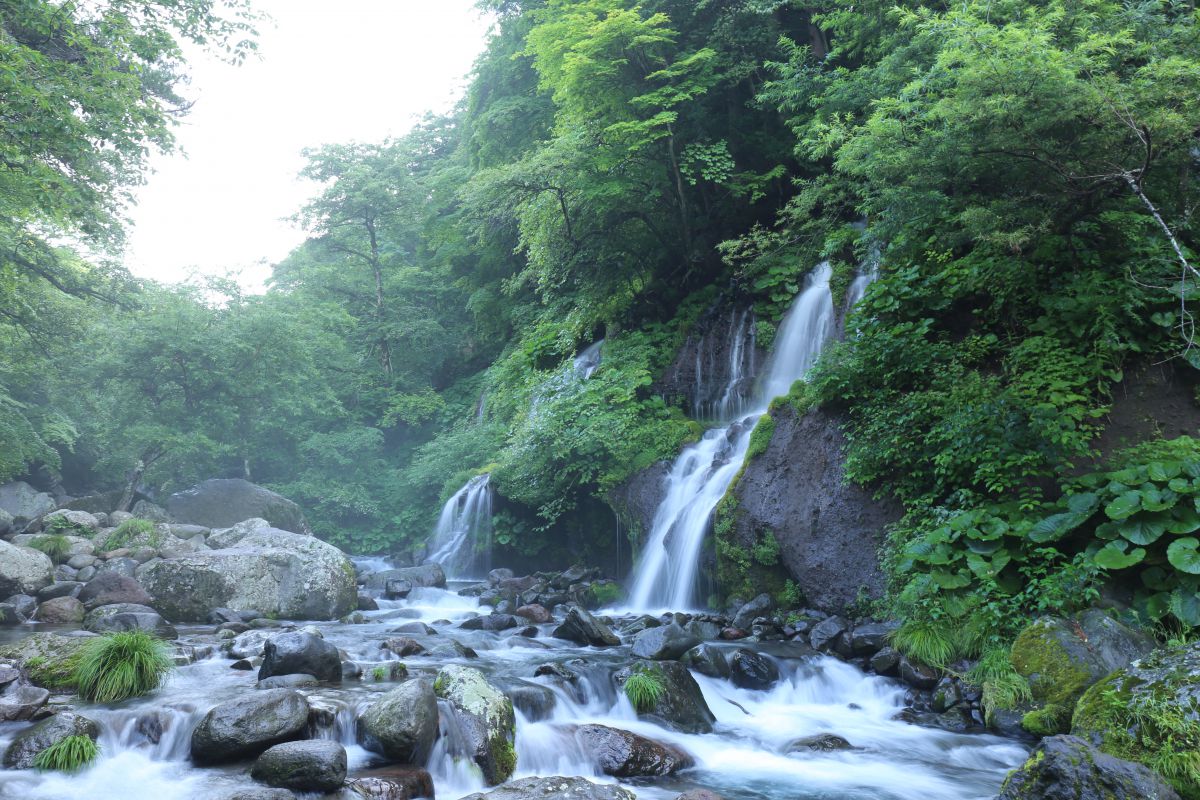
631,623,700,660
553,606,620,647
729,405,902,614
728,648,780,690
614,661,715,734
996,735,1180,800
251,740,347,792
259,632,341,683
574,723,694,777
190,689,309,764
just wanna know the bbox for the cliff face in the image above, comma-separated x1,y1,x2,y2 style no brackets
655,304,765,419
727,404,902,614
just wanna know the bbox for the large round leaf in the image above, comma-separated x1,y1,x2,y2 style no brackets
1104,491,1142,520
1066,492,1100,516
1029,511,1087,543
1139,486,1176,513
1167,505,1200,534
1170,586,1200,626
1093,540,1147,570
1148,461,1182,482
1118,513,1169,545
1167,537,1200,575
931,569,972,589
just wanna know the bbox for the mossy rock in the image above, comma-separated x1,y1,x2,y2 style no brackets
434,665,516,785
0,633,92,690
1072,641,1200,800
1012,610,1153,736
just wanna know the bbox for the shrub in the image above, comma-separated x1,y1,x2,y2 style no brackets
30,534,72,563
623,669,665,712
74,631,174,703
33,735,99,772
105,518,159,550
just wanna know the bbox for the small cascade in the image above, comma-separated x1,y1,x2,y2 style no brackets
474,391,487,424
692,308,757,421
350,554,393,577
527,340,604,421
572,339,604,379
627,263,836,611
425,474,493,580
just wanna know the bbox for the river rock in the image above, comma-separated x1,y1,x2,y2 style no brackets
0,683,50,721
83,603,177,638
358,678,439,762
137,526,356,621
732,593,773,630
365,564,446,591
809,615,849,654
631,623,700,660
785,733,853,752
259,632,341,683
574,723,693,777
729,648,780,690
996,735,1180,800
614,661,715,734
553,606,620,647
168,479,311,534
257,674,319,690
494,678,557,721
2,711,101,768
6,593,37,620
41,509,100,534
0,481,56,529
36,581,83,601
190,688,310,764
35,595,85,624
78,572,153,609
229,629,276,659
227,790,296,800
0,603,20,626
0,540,53,597
515,604,551,624
0,632,91,689
675,792,725,800
97,556,139,579
681,643,732,678
460,776,636,800
460,613,520,632
434,665,516,785
250,740,347,792
849,621,899,655
347,767,436,800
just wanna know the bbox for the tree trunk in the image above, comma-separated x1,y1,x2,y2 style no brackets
366,216,392,376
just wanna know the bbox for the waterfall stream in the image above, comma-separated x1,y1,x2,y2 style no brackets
626,263,836,611
425,474,494,580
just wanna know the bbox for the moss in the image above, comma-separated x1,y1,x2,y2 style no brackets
745,413,775,461
590,581,623,606
1011,619,1094,734
1022,704,1070,736
491,736,517,782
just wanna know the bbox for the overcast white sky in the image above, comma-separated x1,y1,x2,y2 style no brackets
124,0,493,288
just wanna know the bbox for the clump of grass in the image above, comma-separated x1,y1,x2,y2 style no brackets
105,519,159,550
372,666,387,682
30,534,72,563
967,648,1031,724
624,669,666,712
33,735,99,772
74,631,174,703
891,620,957,668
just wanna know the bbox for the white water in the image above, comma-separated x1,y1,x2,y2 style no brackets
627,263,836,611
425,474,494,580
693,309,756,421
574,340,604,380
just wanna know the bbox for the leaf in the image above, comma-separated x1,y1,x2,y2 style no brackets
1094,521,1122,540
1170,586,1200,626
967,551,1010,579
1118,513,1169,545
1168,506,1200,534
1029,512,1087,543
1148,462,1182,482
931,569,972,589
1104,491,1142,520
1066,492,1100,515
1139,486,1175,513
1136,590,1172,621
1093,541,1147,570
1167,537,1200,575
1141,566,1174,592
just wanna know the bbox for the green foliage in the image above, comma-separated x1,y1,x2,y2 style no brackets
30,535,71,563
74,632,174,703
745,414,775,462
32,735,99,773
966,648,1031,724
890,620,962,670
105,519,159,551
623,668,666,712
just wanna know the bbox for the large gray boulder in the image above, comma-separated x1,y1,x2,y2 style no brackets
728,406,902,613
259,632,341,683
84,603,177,638
364,564,446,591
0,540,53,597
460,777,635,800
250,740,347,793
631,623,700,661
0,633,91,689
168,479,311,534
553,606,620,647
2,711,100,769
190,689,309,764
358,678,439,762
434,665,516,785
996,735,1179,800
614,661,715,734
137,526,355,621
573,724,693,777
78,572,153,609
0,481,56,529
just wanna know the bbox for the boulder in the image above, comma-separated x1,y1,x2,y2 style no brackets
0,482,56,528
574,723,693,777
434,665,516,785
460,613,520,632
227,791,296,800
41,509,100,534
849,621,899,655
2,711,100,768
137,526,356,621
0,603,20,626
681,643,732,679
358,678,439,762
96,556,139,579
461,777,636,800
631,623,700,661
732,593,773,631
493,678,557,721
1013,610,1153,735
0,683,50,721
259,632,341,683
229,629,276,659
0,632,91,689
364,564,446,591
6,593,37,619
996,735,1180,800
729,648,780,690
0,540,53,597
35,595,85,624
168,479,311,534
84,603,177,638
785,733,852,753
190,689,310,764
36,581,83,602
553,606,620,647
257,674,318,690
78,572,153,609
383,637,425,657
899,657,939,690
347,767,435,799
809,615,848,654
250,740,347,793
614,661,715,734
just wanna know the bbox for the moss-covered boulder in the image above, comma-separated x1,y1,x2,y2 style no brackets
434,665,516,785
1011,610,1153,735
0,632,92,690
613,660,715,734
997,734,1180,800
1,711,101,769
1072,642,1200,799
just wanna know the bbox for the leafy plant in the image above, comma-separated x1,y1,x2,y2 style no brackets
74,631,174,703
624,669,666,712
32,735,99,772
30,534,72,563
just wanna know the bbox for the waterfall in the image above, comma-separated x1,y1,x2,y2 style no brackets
424,474,493,579
626,263,836,611
572,339,604,379
693,309,757,421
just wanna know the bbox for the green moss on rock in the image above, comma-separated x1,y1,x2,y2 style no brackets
0,633,91,691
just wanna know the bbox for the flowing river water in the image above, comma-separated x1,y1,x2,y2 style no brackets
0,574,1026,800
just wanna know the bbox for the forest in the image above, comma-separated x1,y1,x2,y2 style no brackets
3,0,1200,795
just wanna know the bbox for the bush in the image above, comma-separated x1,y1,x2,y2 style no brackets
105,518,159,550
33,735,99,772
74,631,174,703
623,669,665,712
30,534,71,563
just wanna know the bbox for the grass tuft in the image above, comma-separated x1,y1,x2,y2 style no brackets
105,519,159,550
967,648,1031,724
33,735,99,772
30,534,72,563
624,669,666,712
74,631,174,703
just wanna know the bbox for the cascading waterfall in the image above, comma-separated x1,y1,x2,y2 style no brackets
425,473,493,579
572,339,604,379
627,263,836,611
693,308,756,420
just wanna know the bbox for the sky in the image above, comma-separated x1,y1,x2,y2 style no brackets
124,0,493,289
